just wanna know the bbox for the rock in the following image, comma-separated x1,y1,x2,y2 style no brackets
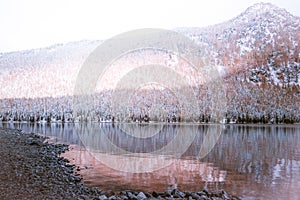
127,192,137,200
119,191,127,196
108,195,117,200
199,195,209,200
99,195,108,200
27,139,42,146
221,190,230,200
164,189,172,197
78,194,89,200
197,191,206,196
185,191,192,197
176,191,186,198
232,195,241,200
144,192,152,198
152,191,159,198
211,197,223,200
0,128,243,200
202,190,212,198
136,192,147,200
105,190,115,197
171,189,176,195
191,192,201,199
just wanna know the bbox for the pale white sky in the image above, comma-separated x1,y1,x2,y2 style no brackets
0,0,299,53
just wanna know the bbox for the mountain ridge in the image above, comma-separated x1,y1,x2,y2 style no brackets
1,3,299,55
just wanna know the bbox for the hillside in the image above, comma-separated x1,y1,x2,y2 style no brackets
177,3,300,85
0,3,299,123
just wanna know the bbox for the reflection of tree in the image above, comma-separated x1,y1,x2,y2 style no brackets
2,122,299,195
202,125,300,185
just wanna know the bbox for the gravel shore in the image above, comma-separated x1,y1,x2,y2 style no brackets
0,128,240,200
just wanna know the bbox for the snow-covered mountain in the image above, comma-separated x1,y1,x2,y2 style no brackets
0,40,101,99
177,2,300,85
0,3,299,123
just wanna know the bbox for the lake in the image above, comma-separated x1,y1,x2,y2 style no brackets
1,122,300,200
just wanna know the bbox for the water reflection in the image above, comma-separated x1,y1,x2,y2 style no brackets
74,123,222,172
1,122,300,199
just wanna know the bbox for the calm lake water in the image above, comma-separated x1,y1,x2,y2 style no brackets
1,122,300,200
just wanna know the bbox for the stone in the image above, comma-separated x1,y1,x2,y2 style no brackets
136,192,147,200
197,192,206,196
105,190,115,197
176,191,186,198
191,192,201,200
108,195,117,200
119,191,127,196
78,195,88,200
152,191,159,198
99,195,108,200
127,192,137,200
211,197,223,200
164,189,172,197
200,195,209,200
222,190,230,200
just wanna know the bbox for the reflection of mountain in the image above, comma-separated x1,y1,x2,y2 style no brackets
63,149,228,192
203,125,300,199
0,3,299,123
2,123,300,199
203,125,300,173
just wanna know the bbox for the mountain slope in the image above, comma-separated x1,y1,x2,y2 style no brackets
178,3,300,85
0,3,299,123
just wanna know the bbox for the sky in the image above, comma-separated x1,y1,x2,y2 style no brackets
0,0,299,53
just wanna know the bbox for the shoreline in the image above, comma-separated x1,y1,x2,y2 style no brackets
1,120,300,127
0,127,240,199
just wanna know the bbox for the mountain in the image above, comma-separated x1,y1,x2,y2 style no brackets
0,3,299,123
0,40,101,99
177,2,300,85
